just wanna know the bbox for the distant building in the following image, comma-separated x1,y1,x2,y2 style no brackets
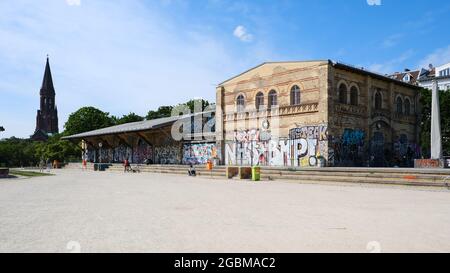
417,62,450,91
31,57,59,141
389,69,421,85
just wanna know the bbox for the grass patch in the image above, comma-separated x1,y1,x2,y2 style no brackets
9,170,54,177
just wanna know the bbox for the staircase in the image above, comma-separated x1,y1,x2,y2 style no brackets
103,164,450,188
107,164,226,178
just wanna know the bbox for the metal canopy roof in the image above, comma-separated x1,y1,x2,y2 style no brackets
62,111,214,140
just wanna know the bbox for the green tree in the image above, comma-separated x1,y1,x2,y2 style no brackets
0,137,40,167
64,107,115,136
113,112,144,125
146,106,173,120
185,99,211,113
419,88,450,157
35,134,81,163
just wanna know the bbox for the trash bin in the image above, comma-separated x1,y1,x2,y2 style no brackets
99,164,106,172
252,166,261,181
93,163,99,171
206,161,213,171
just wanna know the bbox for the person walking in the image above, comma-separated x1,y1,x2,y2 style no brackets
124,159,131,173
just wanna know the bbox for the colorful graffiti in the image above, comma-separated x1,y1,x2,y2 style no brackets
331,129,366,167
225,125,328,167
182,143,217,165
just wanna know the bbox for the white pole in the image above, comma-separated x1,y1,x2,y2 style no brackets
430,80,443,160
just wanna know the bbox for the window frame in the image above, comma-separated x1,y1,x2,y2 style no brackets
268,90,278,109
290,85,301,106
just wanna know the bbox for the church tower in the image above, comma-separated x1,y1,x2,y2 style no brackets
31,57,59,141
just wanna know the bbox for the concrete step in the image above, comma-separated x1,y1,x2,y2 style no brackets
69,163,450,188
107,166,447,180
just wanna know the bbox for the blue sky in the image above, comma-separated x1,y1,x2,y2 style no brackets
0,0,449,138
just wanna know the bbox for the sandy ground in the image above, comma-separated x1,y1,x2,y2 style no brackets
0,169,449,253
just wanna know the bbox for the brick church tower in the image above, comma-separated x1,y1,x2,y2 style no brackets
31,57,59,141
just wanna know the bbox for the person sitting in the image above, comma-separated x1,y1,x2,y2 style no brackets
144,158,153,165
188,165,196,176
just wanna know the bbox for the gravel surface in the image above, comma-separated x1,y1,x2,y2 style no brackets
1,170,449,253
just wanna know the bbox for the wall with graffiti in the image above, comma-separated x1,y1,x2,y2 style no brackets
182,143,217,165
85,141,153,164
329,129,418,167
225,125,328,167
329,129,366,167
154,145,181,164
133,140,153,164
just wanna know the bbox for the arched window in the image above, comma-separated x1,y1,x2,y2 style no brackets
404,98,411,115
375,92,382,110
268,90,278,109
339,83,348,104
290,85,301,105
255,92,264,111
350,86,358,106
396,97,403,114
236,95,245,112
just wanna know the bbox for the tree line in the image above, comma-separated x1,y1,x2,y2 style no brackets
0,99,211,167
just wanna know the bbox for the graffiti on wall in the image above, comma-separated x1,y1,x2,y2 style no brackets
225,125,328,167
330,129,366,167
85,140,153,164
155,145,180,164
182,143,217,165
133,140,153,164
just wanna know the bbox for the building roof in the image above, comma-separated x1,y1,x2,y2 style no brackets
389,70,420,85
217,60,421,89
218,60,328,86
62,110,214,140
331,62,421,89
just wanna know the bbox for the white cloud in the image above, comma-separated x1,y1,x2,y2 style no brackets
66,0,81,6
382,34,403,48
367,0,381,6
0,0,286,138
0,0,243,138
367,50,414,74
418,45,450,68
233,25,253,42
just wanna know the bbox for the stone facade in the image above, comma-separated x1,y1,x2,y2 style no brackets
216,60,421,167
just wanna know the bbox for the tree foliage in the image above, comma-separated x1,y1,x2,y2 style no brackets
113,112,144,125
146,106,174,120
64,107,115,136
0,134,80,167
419,88,450,157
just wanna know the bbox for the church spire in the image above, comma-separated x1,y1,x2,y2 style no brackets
41,55,55,95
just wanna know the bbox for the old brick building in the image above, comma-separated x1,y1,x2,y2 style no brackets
31,57,59,141
216,60,421,167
